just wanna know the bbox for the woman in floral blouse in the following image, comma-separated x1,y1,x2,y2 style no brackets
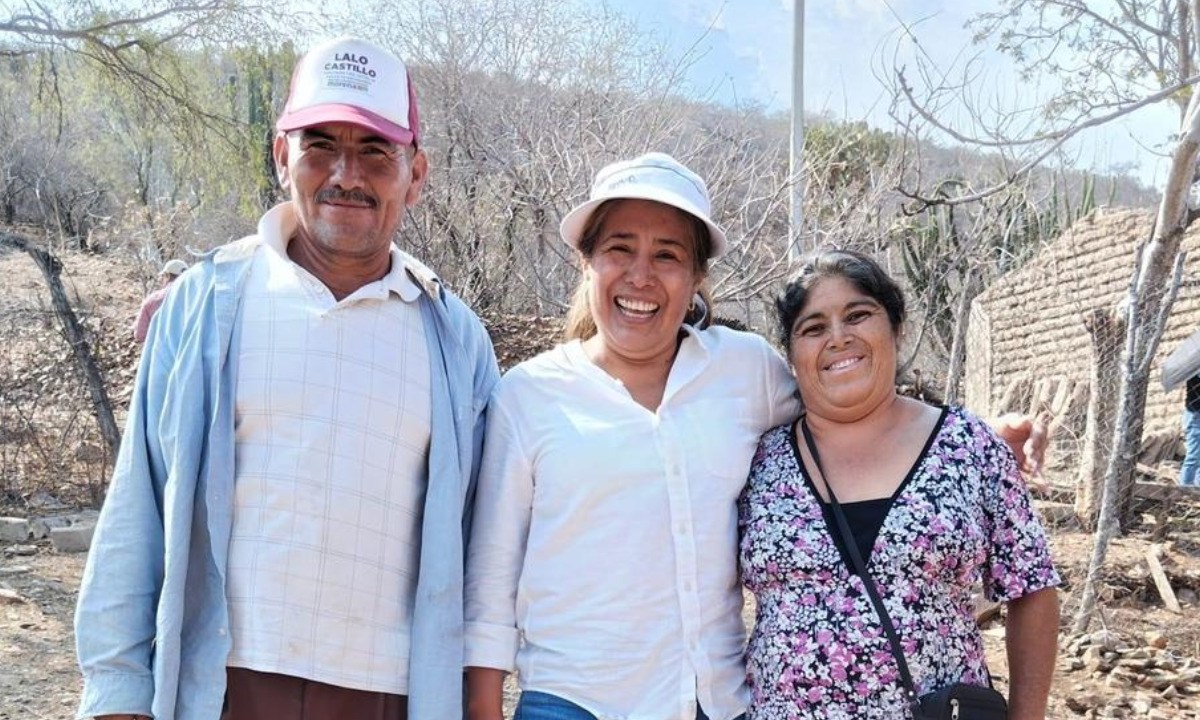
739,249,1060,720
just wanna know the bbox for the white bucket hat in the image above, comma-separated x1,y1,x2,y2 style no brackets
559,152,729,259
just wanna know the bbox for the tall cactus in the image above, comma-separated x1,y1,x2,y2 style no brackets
224,44,295,208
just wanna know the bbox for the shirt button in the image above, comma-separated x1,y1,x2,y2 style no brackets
218,628,227,636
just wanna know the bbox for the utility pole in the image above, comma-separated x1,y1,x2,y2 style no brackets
788,0,805,263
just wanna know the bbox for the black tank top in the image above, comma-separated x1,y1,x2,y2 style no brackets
818,497,893,564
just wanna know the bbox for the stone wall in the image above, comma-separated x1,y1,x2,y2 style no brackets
965,208,1200,461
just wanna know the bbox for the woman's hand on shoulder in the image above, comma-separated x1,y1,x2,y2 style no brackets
990,410,1051,492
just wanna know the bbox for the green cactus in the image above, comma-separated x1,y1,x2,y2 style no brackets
892,171,1102,364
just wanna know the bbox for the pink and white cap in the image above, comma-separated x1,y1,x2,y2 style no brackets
277,36,420,147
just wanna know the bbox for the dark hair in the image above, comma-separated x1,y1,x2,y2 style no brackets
563,198,714,340
774,248,906,347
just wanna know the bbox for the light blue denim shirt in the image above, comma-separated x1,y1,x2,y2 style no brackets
75,204,500,720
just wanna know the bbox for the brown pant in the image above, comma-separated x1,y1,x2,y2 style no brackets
222,667,408,720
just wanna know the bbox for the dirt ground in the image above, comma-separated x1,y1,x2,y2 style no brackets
3,246,1200,718
0,551,85,718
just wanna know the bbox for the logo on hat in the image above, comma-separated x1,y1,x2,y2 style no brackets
606,174,642,190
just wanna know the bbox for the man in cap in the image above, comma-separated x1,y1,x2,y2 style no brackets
76,36,499,720
131,259,189,343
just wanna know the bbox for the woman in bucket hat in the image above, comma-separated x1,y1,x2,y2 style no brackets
464,152,793,720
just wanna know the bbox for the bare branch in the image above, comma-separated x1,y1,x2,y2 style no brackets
896,70,1199,210
897,67,1200,149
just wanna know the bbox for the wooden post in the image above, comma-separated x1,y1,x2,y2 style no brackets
1146,544,1182,614
1076,308,1123,530
0,232,121,473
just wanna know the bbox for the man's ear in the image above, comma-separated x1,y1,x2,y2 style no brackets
272,132,292,193
404,148,429,207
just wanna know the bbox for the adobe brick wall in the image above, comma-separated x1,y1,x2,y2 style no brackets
965,208,1200,459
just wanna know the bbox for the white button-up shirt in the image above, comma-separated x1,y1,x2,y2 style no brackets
466,326,799,720
226,204,431,694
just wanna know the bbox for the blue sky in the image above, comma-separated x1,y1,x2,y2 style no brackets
608,0,1179,188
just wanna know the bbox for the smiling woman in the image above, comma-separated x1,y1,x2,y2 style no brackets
739,248,1062,720
572,198,707,408
774,250,906,427
463,153,800,720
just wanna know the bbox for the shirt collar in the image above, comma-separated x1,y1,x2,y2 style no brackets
565,322,717,403
256,202,438,303
678,322,713,358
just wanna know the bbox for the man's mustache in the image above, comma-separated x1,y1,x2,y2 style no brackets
316,188,377,208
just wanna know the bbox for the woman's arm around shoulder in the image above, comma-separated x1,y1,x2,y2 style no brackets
714,325,800,429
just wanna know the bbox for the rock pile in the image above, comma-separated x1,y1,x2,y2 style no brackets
1062,629,1199,717
0,511,99,553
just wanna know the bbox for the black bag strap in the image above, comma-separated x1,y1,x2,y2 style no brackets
799,417,921,710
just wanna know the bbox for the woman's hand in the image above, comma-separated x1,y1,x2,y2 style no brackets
992,411,1052,490
466,666,507,720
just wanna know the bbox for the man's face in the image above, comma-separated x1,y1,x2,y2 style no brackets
273,122,428,262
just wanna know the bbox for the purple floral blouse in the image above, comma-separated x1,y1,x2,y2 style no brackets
738,406,1060,719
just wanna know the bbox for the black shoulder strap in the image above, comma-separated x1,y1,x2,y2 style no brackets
799,418,921,708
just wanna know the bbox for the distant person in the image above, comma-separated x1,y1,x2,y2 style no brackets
131,258,188,342
76,36,498,720
1181,374,1200,486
